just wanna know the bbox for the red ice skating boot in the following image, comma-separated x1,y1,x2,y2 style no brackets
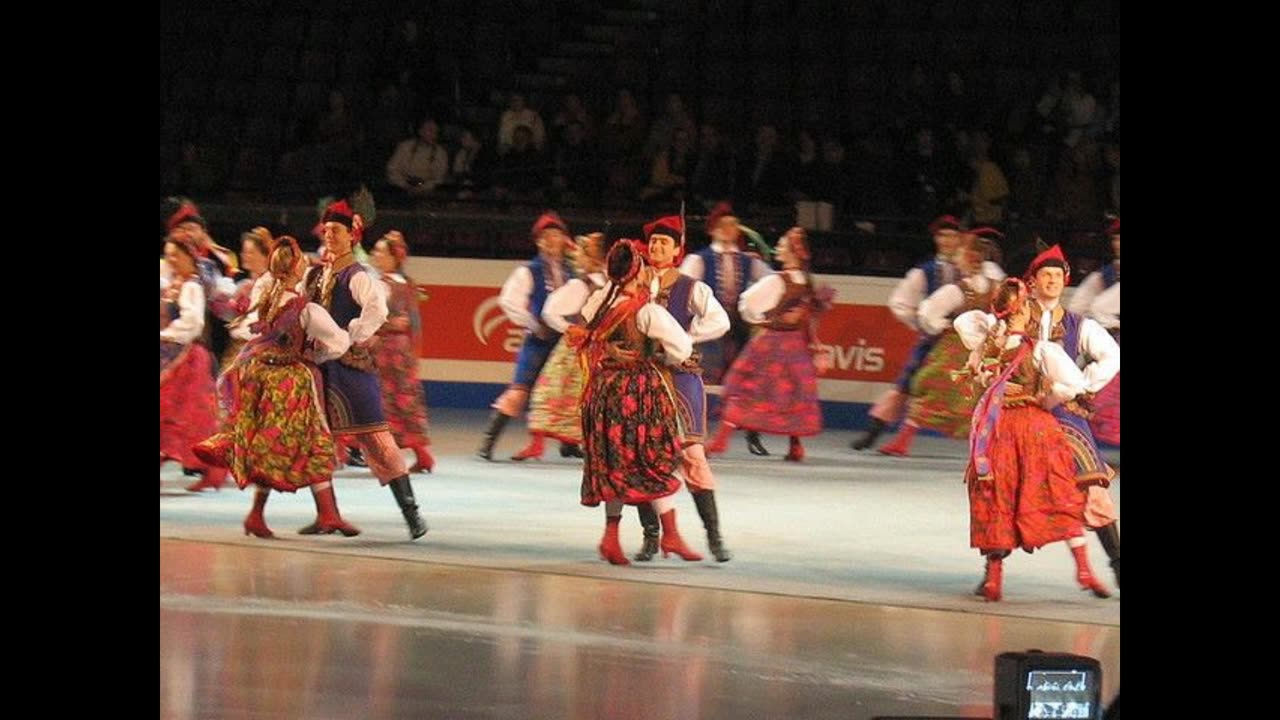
599,515,630,565
877,424,918,457
511,432,546,461
1071,543,1112,598
242,488,274,539
186,466,228,493
784,436,805,462
980,554,1004,602
410,445,436,474
659,509,704,561
298,483,361,537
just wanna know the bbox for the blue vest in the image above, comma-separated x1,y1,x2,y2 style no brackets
327,264,365,327
665,274,696,331
696,247,754,304
915,257,953,296
1061,310,1082,361
1101,263,1119,288
527,254,574,322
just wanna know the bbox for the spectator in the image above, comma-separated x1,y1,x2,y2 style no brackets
386,118,450,199
1006,144,1044,221
965,132,1010,226
813,135,854,211
448,127,494,198
793,130,822,200
641,126,695,202
743,124,791,208
936,71,975,131
551,92,596,145
600,89,647,196
1062,71,1098,148
493,125,547,200
690,123,736,205
497,93,547,155
551,121,599,204
644,92,697,161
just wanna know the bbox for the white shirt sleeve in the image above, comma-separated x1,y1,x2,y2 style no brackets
889,269,927,330
954,310,997,350
917,284,966,336
737,274,786,324
541,278,591,333
229,312,257,341
688,281,730,342
1088,282,1120,330
580,285,611,324
233,274,274,341
981,261,1007,282
213,274,237,298
749,257,772,282
1077,317,1120,392
678,253,706,281
1067,272,1105,316
249,273,271,307
498,266,540,332
160,281,206,344
346,271,389,344
300,302,353,364
1036,341,1089,408
636,303,693,363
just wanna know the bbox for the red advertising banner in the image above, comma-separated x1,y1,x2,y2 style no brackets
417,284,918,383
812,304,918,383
414,285,528,360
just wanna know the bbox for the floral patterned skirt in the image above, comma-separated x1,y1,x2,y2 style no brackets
374,333,431,448
907,331,979,438
528,338,587,443
720,329,822,436
580,360,683,507
1090,372,1120,447
193,358,335,492
160,342,218,468
967,404,1085,552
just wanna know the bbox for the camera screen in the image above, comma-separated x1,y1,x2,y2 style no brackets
1025,669,1096,718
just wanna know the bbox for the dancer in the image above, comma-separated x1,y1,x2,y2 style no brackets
369,230,436,474
1067,217,1120,447
300,198,427,539
628,215,733,561
1024,243,1122,587
476,212,575,460
194,237,359,537
573,239,703,565
218,226,274,372
515,232,608,460
707,227,833,464
955,279,1112,601
877,228,1006,456
160,234,227,493
853,215,963,450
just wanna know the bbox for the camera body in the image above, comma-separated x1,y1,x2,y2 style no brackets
995,650,1102,719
